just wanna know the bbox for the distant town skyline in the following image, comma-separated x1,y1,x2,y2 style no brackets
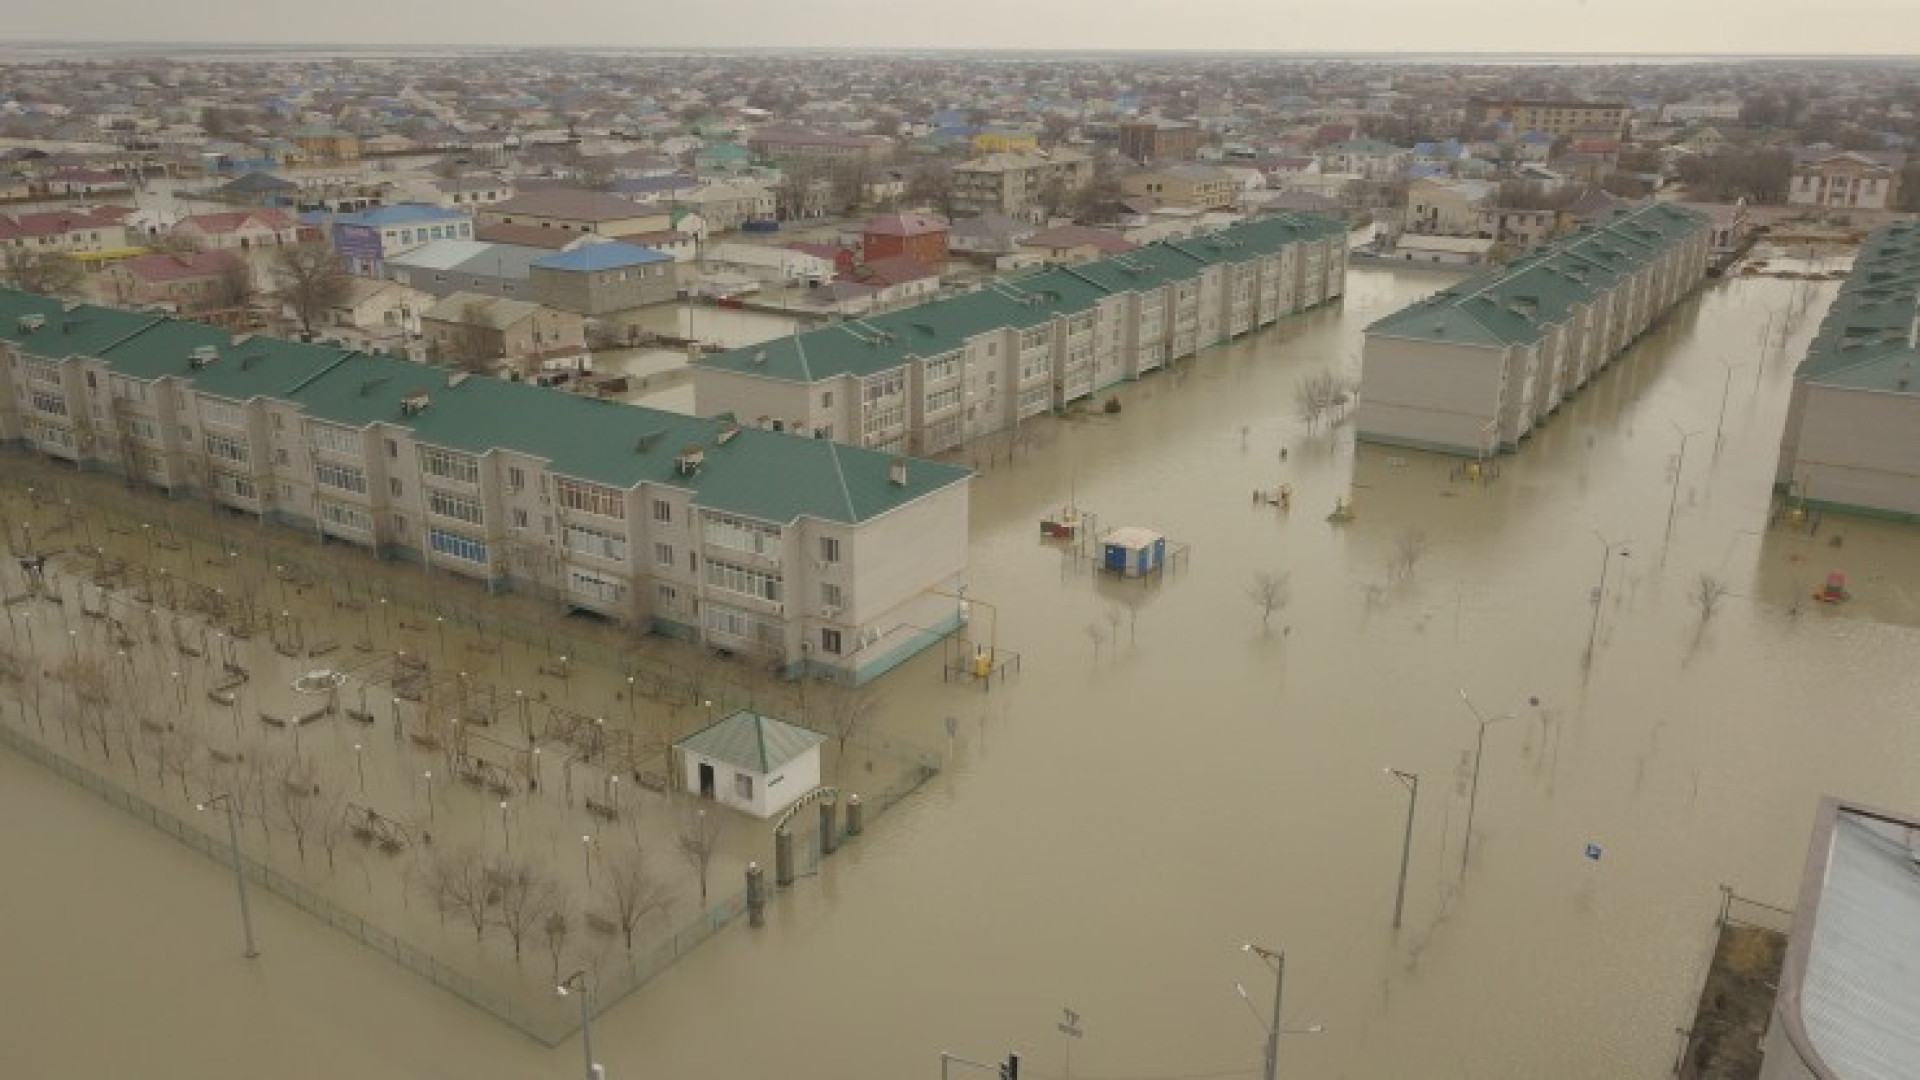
3,0,1918,58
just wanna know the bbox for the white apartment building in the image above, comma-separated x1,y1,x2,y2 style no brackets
0,295,971,686
1357,204,1712,456
691,214,1347,457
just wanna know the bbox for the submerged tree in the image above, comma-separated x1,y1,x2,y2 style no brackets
677,805,725,906
1246,572,1292,629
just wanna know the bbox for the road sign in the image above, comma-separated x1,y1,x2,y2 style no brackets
1585,842,1603,862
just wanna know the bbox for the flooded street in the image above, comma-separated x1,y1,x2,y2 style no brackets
6,261,1920,1080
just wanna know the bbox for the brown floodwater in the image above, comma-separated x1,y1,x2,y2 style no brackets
6,258,1920,1080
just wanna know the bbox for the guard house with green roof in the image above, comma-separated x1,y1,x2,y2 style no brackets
691,214,1346,457
1356,203,1711,456
1775,223,1920,520
0,291,972,686
674,709,825,818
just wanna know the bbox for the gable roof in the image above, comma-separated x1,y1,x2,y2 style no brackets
113,251,242,283
530,241,670,272
487,188,650,222
674,709,825,773
1794,222,1920,396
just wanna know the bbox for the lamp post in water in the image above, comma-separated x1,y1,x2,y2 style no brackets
1237,942,1322,1080
556,969,598,1080
1384,768,1419,928
1458,688,1516,876
196,792,259,958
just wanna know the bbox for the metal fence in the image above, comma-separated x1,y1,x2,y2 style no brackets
0,708,939,1046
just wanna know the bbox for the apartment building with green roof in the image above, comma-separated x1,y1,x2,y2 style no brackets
691,214,1347,456
0,291,969,685
1776,222,1920,520
1356,203,1711,456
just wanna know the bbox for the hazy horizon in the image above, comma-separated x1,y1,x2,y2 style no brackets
0,0,1916,58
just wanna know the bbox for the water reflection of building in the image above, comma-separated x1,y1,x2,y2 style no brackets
691,214,1348,456
1774,222,1920,520
0,291,969,685
1356,204,1711,457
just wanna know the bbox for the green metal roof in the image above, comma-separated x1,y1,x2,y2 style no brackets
696,213,1347,385
0,289,968,527
674,709,824,773
1795,222,1920,395
1367,203,1709,349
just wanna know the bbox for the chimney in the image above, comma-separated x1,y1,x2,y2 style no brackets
889,458,908,487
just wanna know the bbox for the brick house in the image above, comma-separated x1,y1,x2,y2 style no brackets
861,212,949,265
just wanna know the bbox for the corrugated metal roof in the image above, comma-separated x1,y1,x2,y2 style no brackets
1795,223,1920,395
674,710,824,773
1800,810,1920,1079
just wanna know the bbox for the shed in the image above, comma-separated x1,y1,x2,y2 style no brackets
674,709,826,819
1101,526,1166,577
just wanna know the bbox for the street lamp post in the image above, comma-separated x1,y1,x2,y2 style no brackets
1385,768,1419,929
1239,943,1321,1080
422,770,434,822
1458,689,1517,876
1665,423,1703,549
197,792,260,958
1587,532,1630,656
353,743,365,791
557,970,598,1080
1713,359,1747,450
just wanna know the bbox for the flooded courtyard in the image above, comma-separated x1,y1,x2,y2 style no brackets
5,258,1920,1080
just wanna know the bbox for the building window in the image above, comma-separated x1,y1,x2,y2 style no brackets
706,558,782,602
821,628,843,654
702,512,780,556
309,422,361,456
419,446,480,485
819,536,841,564
651,498,672,523
821,582,843,609
313,460,367,494
512,508,530,529
654,542,674,566
562,521,627,562
547,477,625,520
318,500,372,533
567,569,624,604
427,527,487,564
29,389,69,417
203,431,249,464
735,773,754,800
428,488,485,526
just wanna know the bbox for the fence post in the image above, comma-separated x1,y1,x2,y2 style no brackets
747,862,766,927
846,793,863,838
775,827,794,888
820,798,838,856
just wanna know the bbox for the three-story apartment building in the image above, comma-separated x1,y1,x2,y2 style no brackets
0,295,970,686
690,214,1347,457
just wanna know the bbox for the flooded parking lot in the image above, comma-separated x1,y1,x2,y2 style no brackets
5,260,1920,1079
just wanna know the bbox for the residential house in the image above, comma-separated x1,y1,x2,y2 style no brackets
1120,165,1238,212
478,188,672,239
972,129,1039,155
43,167,130,197
862,212,949,265
950,150,1094,222
324,278,433,349
1357,204,1712,456
948,213,1037,260
329,204,474,275
289,124,361,163
672,179,776,233
1469,99,1631,140
174,208,300,251
1018,224,1137,265
746,127,893,168
847,255,940,306
383,239,549,299
1315,140,1412,181
1788,148,1905,211
0,208,132,256
419,291,586,373
1119,119,1205,163
101,251,248,321
703,242,835,286
528,242,676,314
1478,206,1559,251
1405,178,1495,235
0,290,970,685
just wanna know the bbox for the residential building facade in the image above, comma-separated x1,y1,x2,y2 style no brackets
950,150,1094,222
691,214,1347,457
1774,222,1920,520
1469,99,1632,139
1357,204,1712,456
1787,149,1905,211
0,291,970,685
1120,165,1239,211
1118,119,1205,163
329,204,475,275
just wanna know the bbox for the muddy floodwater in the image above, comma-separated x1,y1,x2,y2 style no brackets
7,259,1920,1080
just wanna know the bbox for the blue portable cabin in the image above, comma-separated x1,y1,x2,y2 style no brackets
1101,526,1166,577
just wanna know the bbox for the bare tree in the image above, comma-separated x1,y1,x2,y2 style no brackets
490,854,564,960
676,804,724,906
1694,574,1730,625
1,248,85,299
418,843,495,940
598,841,669,955
820,684,884,762
1104,604,1123,648
1246,572,1292,629
53,649,115,761
274,756,328,864
1294,371,1341,432
1083,621,1107,663
313,786,351,872
271,243,351,336
1391,528,1431,584
543,908,572,983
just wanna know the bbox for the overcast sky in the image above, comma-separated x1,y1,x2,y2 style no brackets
5,0,1918,56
